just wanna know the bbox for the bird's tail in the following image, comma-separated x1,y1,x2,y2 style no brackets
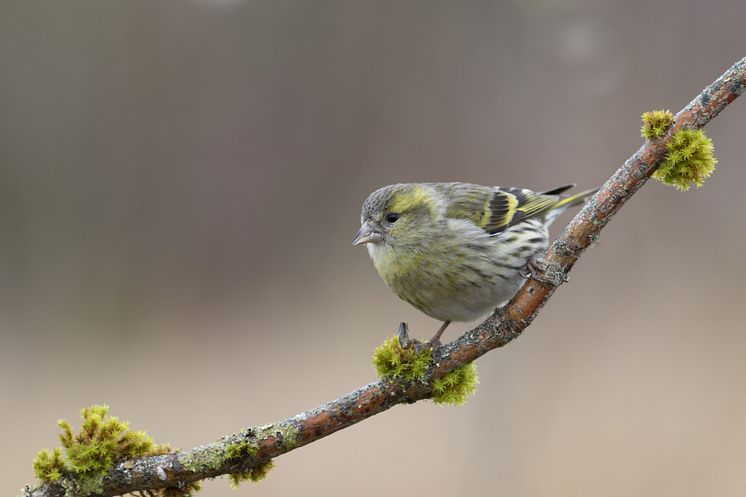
553,188,598,209
543,186,597,226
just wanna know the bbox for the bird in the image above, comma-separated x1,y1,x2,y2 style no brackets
353,182,596,347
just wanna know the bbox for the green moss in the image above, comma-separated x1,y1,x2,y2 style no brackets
432,363,478,405
33,448,65,482
373,336,478,405
162,482,202,497
228,460,274,488
180,427,287,490
32,406,287,495
641,109,674,139
372,336,432,381
57,405,155,476
180,429,257,473
32,405,176,496
224,440,259,461
653,128,717,190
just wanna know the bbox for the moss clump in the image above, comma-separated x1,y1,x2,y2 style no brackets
33,448,65,482
372,336,432,381
432,363,478,405
32,405,174,496
224,440,259,461
58,405,156,476
162,482,202,497
641,109,674,139
653,128,717,190
228,459,275,488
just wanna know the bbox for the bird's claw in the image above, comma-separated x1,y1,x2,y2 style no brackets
521,257,568,285
425,320,450,351
520,257,543,279
424,337,442,351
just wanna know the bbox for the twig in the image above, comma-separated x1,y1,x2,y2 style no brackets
22,56,746,497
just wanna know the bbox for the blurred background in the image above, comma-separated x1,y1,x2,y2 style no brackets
2,1,745,496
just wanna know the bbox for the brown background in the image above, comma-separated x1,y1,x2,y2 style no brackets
2,1,745,496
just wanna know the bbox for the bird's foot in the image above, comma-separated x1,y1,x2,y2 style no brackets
519,257,543,279
520,256,568,285
425,320,451,351
425,337,442,351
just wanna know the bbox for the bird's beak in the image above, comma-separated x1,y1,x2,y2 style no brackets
352,221,382,246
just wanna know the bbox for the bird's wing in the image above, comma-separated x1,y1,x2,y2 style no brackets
442,184,567,235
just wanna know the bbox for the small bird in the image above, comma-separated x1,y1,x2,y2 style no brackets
353,182,595,346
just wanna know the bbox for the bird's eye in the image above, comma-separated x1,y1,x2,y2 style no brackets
386,213,400,223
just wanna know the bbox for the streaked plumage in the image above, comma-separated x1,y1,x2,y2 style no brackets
353,182,595,338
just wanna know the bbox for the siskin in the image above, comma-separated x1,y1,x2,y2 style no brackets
353,182,595,346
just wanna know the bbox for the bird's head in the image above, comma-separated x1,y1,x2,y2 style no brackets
353,184,438,254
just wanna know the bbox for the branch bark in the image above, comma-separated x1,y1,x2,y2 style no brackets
23,56,746,497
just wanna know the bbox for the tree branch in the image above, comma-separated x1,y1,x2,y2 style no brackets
23,56,746,497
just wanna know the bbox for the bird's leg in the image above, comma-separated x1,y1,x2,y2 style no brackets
427,320,451,349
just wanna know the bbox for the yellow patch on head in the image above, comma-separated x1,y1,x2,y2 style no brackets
389,186,432,214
